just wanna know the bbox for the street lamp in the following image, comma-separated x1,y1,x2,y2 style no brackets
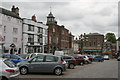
10,43,16,54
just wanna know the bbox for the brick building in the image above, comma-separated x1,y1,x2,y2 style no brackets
80,33,104,55
46,12,72,53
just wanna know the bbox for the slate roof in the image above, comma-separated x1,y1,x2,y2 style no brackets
87,33,103,36
0,7,21,19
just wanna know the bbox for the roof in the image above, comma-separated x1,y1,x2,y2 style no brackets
87,33,103,36
117,37,120,41
0,7,21,19
47,12,55,18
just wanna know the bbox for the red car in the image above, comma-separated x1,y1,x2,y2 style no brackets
73,56,85,65
87,55,93,62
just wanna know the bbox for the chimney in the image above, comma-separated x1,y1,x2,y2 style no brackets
32,15,37,22
11,5,15,13
11,5,19,16
15,7,19,16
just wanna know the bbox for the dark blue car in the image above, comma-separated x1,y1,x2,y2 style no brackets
93,56,104,62
0,54,25,64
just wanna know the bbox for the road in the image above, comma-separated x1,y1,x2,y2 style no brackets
18,59,118,79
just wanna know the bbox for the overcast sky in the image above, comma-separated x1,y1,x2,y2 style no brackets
1,0,119,38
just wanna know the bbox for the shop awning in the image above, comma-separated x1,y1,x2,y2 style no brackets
83,49,102,52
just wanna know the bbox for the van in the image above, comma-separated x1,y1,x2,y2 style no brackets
54,51,64,56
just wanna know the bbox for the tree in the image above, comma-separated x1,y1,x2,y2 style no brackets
105,33,116,43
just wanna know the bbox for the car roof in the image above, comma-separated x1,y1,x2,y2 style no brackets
32,53,61,57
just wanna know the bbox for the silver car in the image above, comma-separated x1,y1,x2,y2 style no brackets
0,58,20,80
17,54,67,76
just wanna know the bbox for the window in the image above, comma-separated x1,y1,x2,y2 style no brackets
63,56,72,59
45,29,47,35
28,34,34,42
49,36,52,43
62,30,64,34
38,35,43,44
53,28,55,32
4,60,16,68
31,56,44,62
10,55,19,59
4,26,6,33
56,37,58,43
45,37,47,44
28,46,34,53
4,36,5,41
45,56,58,62
13,37,17,43
28,25,34,31
7,17,11,21
13,28,18,34
38,27,43,33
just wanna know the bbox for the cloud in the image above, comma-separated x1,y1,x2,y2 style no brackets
1,0,118,37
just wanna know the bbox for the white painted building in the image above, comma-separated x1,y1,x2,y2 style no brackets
73,40,79,52
0,6,22,54
22,15,48,54
117,38,120,56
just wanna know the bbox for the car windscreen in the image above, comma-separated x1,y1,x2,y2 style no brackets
4,60,16,68
74,56,83,59
95,56,102,58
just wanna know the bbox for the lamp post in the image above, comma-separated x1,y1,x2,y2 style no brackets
10,43,16,54
79,34,84,54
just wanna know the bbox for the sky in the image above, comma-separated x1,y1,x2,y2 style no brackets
1,0,119,38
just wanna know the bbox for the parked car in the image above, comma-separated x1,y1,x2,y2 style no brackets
93,56,104,62
73,56,85,65
28,53,44,59
61,55,76,69
87,55,93,62
117,56,120,61
81,55,92,64
103,55,109,60
0,54,26,64
17,54,67,76
18,54,30,60
0,58,20,80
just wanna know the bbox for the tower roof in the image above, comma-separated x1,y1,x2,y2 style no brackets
47,11,55,18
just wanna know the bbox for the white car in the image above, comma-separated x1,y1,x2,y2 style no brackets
79,55,92,64
104,55,109,60
0,58,20,80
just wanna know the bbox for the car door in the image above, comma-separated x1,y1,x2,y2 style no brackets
28,55,45,72
43,55,58,72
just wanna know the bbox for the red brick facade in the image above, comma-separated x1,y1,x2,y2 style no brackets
46,12,72,53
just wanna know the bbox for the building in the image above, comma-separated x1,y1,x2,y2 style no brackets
46,11,72,53
0,6,22,54
103,41,117,57
117,37,120,56
0,25,4,53
80,33,104,55
22,15,48,54
69,33,74,53
73,38,79,53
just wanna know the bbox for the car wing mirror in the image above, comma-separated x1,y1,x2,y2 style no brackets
28,60,31,63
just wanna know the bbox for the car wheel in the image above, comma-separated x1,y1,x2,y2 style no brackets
1,76,8,80
20,67,28,75
80,62,84,65
69,64,75,69
54,68,62,76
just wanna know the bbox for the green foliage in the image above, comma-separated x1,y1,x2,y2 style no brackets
105,33,116,43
